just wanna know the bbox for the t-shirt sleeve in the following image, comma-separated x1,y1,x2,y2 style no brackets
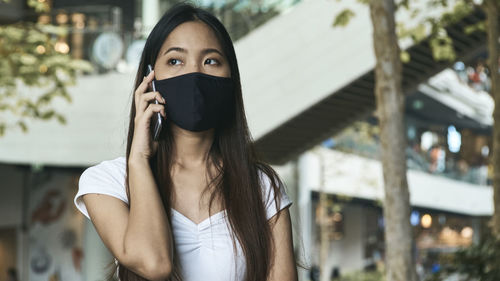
259,170,293,221
74,159,129,221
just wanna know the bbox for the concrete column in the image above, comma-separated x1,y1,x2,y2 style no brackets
18,167,31,281
471,217,481,245
17,227,29,281
142,0,160,37
297,151,320,281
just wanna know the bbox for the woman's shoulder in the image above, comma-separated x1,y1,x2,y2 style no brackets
74,156,128,220
256,166,293,221
85,155,125,172
80,156,127,186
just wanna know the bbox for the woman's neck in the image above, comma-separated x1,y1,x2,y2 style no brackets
170,124,215,169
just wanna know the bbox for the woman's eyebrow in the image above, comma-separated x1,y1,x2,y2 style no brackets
163,47,223,57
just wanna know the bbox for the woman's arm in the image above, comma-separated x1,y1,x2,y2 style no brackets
83,156,173,281
125,156,174,277
268,207,298,281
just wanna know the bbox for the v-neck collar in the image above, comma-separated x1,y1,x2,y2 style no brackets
171,208,227,229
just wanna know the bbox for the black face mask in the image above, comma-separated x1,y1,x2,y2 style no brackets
154,72,235,132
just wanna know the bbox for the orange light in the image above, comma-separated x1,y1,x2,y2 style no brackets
39,65,48,73
421,214,432,228
461,227,473,239
54,41,70,54
36,45,46,54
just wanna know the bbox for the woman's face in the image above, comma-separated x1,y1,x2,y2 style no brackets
154,20,231,80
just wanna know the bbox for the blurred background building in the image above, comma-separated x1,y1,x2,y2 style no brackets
0,0,495,281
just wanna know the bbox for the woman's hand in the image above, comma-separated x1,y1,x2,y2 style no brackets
130,70,166,161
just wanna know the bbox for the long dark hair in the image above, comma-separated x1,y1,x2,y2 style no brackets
105,2,308,280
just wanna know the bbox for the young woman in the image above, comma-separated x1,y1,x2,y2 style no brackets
74,2,304,281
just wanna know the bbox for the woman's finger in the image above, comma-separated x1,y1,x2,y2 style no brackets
134,70,155,105
141,103,166,121
137,91,165,114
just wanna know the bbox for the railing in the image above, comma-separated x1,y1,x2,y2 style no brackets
324,122,491,186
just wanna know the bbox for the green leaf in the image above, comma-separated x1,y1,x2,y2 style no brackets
36,24,68,37
40,110,55,119
55,113,66,124
36,92,54,107
429,32,456,62
27,0,49,13
17,120,28,132
464,20,486,34
332,9,355,27
396,0,410,10
68,59,94,73
60,87,72,103
20,54,37,65
400,51,411,63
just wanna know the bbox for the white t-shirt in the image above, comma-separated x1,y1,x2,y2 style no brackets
73,156,293,281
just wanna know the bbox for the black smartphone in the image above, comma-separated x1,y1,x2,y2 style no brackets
147,64,163,141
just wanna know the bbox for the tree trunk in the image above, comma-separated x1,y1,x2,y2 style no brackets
484,0,500,238
368,0,417,281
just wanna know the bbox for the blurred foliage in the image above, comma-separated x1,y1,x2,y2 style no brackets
0,0,93,137
1,0,297,137
425,230,500,281
26,0,50,13
331,121,380,159
398,0,479,62
332,0,486,63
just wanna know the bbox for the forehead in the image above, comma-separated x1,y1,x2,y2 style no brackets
159,20,222,53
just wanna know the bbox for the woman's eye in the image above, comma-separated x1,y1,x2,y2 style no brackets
168,58,181,65
167,58,219,66
205,58,219,65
